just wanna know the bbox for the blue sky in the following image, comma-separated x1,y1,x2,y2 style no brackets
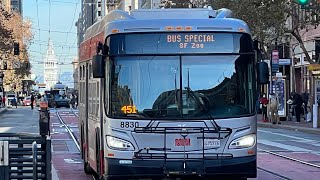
23,0,81,87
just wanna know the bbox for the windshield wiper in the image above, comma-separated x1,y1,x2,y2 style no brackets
184,87,221,131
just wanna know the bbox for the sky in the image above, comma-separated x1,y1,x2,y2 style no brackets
23,0,81,88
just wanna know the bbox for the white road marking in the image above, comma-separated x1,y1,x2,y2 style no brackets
258,129,316,142
258,139,312,152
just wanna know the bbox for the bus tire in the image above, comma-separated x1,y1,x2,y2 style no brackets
83,161,94,174
80,125,85,160
96,132,103,179
105,176,127,180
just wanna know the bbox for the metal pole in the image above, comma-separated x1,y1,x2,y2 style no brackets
46,137,52,180
32,141,37,180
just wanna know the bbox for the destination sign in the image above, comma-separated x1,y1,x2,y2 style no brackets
109,33,244,55
167,34,214,49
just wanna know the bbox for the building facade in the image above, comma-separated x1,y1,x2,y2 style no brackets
43,39,58,90
10,0,22,14
76,0,105,46
72,58,79,91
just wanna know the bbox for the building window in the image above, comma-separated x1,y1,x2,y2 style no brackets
89,64,92,79
80,66,83,80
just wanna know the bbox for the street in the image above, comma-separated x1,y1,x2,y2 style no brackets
1,107,320,179
255,128,320,180
0,106,38,134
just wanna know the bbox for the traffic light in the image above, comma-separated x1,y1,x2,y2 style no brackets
294,0,311,5
25,61,30,69
3,62,7,70
14,42,20,55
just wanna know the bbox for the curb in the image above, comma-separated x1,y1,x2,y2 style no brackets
258,122,320,135
0,108,7,115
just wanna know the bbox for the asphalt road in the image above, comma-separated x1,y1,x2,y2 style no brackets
0,106,39,134
254,127,320,180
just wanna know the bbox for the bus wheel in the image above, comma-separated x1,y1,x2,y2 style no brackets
96,135,103,179
83,161,94,174
105,176,127,180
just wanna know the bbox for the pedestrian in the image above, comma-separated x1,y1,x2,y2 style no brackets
291,92,303,122
0,95,2,107
70,95,76,109
2,96,6,107
75,95,78,108
269,92,280,124
30,94,35,110
301,91,309,120
11,97,17,108
259,93,269,122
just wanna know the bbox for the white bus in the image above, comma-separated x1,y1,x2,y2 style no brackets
79,7,268,180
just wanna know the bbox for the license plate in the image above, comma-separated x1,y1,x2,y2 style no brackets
175,138,191,146
204,139,220,148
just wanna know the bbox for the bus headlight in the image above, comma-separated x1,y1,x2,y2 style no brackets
106,136,134,151
229,134,256,149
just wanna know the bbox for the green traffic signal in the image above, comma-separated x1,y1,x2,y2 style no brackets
294,0,310,5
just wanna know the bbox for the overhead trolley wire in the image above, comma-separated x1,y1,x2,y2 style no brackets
35,0,42,53
58,0,80,64
49,0,51,37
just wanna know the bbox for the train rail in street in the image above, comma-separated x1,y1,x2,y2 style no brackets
255,127,320,180
56,109,80,151
257,148,320,180
258,148,320,169
50,108,92,180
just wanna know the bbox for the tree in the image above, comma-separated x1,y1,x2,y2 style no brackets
0,7,33,92
208,0,289,59
285,1,320,64
208,0,320,64
162,0,318,64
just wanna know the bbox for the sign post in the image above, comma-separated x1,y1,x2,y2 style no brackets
271,50,279,75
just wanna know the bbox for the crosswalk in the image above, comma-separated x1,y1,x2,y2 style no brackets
257,129,320,153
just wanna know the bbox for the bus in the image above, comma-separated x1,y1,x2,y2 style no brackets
79,7,269,180
51,82,68,95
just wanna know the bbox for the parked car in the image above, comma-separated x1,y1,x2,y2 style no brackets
6,93,16,107
23,96,36,106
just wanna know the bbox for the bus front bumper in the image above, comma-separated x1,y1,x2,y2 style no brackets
104,155,256,179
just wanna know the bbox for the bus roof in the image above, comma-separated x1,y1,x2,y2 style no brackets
83,8,250,42
52,84,67,89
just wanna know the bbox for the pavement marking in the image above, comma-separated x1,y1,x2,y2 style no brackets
0,127,12,133
52,164,60,180
1,114,25,118
258,139,313,152
64,158,82,164
258,129,316,142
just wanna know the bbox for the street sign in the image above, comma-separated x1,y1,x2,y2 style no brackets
308,64,320,71
12,60,21,69
271,50,279,75
279,58,291,65
37,83,46,87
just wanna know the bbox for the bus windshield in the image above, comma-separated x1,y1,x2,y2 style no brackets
109,54,255,119
108,32,256,119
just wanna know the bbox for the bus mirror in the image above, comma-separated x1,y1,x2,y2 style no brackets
257,62,269,84
92,55,105,78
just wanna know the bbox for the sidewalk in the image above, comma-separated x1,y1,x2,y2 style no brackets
257,113,320,135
